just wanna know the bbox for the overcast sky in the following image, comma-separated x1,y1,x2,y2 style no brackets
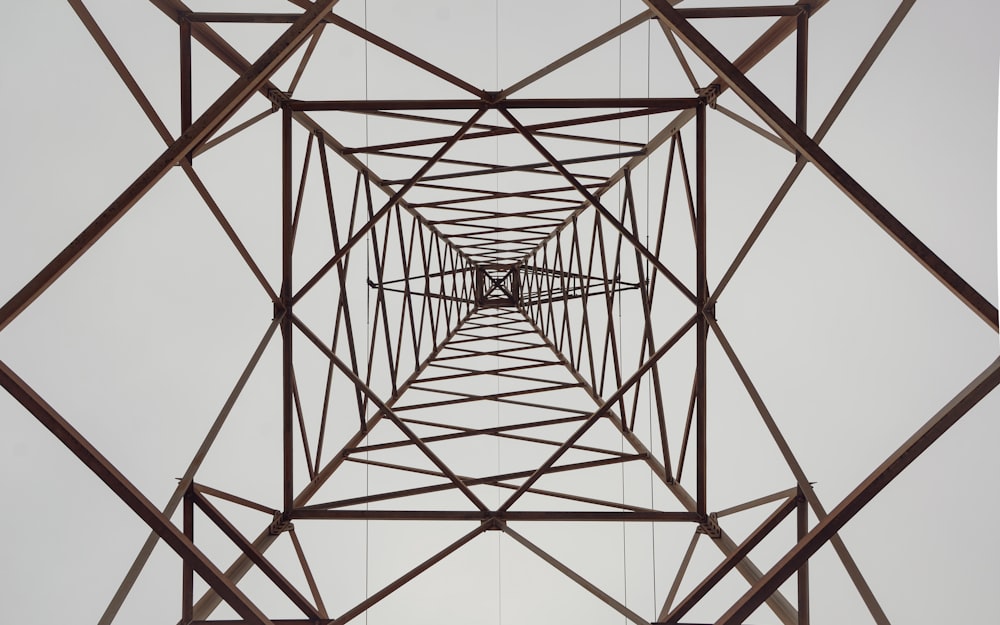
1,2,998,625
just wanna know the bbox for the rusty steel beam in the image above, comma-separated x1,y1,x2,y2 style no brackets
288,97,698,110
291,510,699,522
695,102,708,516
676,6,803,18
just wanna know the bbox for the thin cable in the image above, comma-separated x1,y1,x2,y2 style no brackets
495,6,503,625
616,2,629,620
645,14,658,618
363,1,370,622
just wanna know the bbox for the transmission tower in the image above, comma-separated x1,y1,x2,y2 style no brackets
1,2,997,625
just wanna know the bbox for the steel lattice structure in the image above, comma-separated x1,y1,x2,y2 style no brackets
1,1,998,624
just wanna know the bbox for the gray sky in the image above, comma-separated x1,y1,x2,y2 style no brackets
1,2,998,624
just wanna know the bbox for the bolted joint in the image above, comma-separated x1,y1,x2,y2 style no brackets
703,302,716,321
697,513,722,539
696,84,721,109
268,88,289,111
269,511,294,535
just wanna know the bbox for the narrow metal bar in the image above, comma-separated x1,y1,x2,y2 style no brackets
193,483,277,516
394,386,588,416
184,12,303,23
289,364,315,480
677,6,803,18
347,106,644,147
715,104,791,152
695,102,707,517
367,192,399,394
379,150,634,186
662,530,700,617
500,10,653,97
310,455,647,511
715,487,799,518
661,26,699,92
347,108,661,156
664,497,798,624
288,530,328,619
396,212,422,374
289,132,315,252
578,218,601,389
293,510,698,522
182,490,194,624
505,525,651,625
192,492,322,620
287,23,324,96
718,357,1000,624
193,108,275,156
179,15,192,155
331,526,485,625
320,9,485,98
281,104,295,514
351,415,613,457
797,490,810,625
675,368,697,483
289,97,697,111
795,8,808,161
186,168,281,302
427,204,577,222
68,0,172,143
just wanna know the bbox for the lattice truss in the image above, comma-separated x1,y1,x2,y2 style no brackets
1,1,997,625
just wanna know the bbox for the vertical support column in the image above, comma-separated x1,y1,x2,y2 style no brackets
281,104,294,514
179,15,192,164
795,7,809,162
182,489,194,624
511,266,521,305
475,266,485,306
695,102,708,517
797,489,810,625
